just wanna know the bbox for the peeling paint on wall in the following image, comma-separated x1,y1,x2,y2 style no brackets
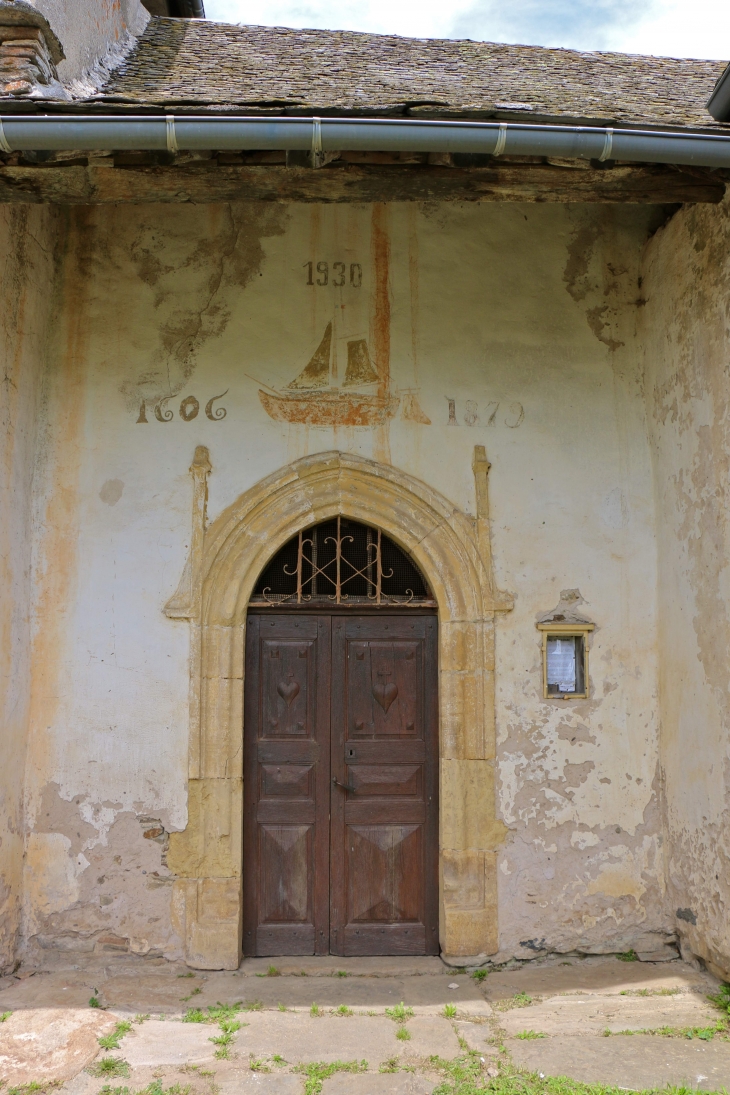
642,191,730,978
3,198,698,967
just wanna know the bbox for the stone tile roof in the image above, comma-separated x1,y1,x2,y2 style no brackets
97,18,728,131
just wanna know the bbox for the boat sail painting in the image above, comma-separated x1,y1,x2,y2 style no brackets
258,322,400,427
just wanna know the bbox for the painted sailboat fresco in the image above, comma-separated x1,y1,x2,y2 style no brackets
259,322,400,427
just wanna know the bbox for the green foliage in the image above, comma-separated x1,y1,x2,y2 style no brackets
294,1060,367,1095
0,1012,11,1022
335,970,348,978
385,1002,414,1023
206,1002,244,1022
89,996,101,1008
426,1053,730,1095
395,1026,411,1041
617,950,638,962
310,1003,321,1016
98,1021,132,1050
209,1012,242,1059
443,1004,458,1019
512,992,533,1008
708,984,730,1016
177,972,195,978
605,1020,727,1040
380,1058,400,1074
181,1001,245,1058
5,1083,61,1095
249,1058,270,1072
98,1083,191,1095
516,1031,547,1040
181,1008,206,1024
619,988,679,997
471,970,488,983
336,1005,353,1016
278,1003,288,1012
88,1058,130,1078
272,1055,287,1065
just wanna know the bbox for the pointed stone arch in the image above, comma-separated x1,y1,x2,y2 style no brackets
165,449,511,969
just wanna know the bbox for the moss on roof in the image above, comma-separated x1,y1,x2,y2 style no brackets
98,18,728,131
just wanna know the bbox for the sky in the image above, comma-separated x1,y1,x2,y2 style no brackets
203,0,730,61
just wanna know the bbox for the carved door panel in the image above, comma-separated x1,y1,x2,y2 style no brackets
243,615,331,956
330,616,439,956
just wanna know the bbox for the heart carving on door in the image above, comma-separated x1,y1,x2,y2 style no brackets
277,679,300,706
373,682,398,713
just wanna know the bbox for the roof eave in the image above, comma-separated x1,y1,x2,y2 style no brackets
708,61,730,121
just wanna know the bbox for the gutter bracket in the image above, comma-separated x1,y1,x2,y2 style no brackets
166,115,178,154
311,116,324,169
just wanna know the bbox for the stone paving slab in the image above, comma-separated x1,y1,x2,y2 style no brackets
323,1072,438,1095
510,1033,730,1091
215,1073,304,1095
0,968,487,1017
230,1013,461,1065
484,957,716,1001
454,1020,499,1055
119,1019,219,1066
0,971,104,1011
0,1007,116,1085
240,958,446,978
499,993,718,1036
195,975,490,1016
101,969,205,1012
402,1016,463,1059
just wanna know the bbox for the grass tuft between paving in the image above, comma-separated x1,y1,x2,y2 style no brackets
294,1059,367,1095
385,1002,414,1023
97,1083,192,1095
88,1057,130,1078
3,1083,61,1095
98,1020,132,1050
604,1021,729,1041
179,1000,248,1059
429,1053,730,1095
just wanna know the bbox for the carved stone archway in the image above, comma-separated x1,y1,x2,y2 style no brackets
165,449,512,969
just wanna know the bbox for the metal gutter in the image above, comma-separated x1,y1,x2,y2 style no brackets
1,114,730,168
708,62,730,122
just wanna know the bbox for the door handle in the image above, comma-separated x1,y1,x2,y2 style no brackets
332,777,356,793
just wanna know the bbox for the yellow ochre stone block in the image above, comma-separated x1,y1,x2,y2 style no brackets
168,778,242,880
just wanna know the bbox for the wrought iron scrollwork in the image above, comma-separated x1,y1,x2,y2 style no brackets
257,516,426,607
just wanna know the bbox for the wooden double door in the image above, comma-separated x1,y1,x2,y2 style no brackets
243,612,438,956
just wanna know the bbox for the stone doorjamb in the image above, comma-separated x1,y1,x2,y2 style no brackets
164,448,512,969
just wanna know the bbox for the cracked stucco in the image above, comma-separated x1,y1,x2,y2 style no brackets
641,191,730,978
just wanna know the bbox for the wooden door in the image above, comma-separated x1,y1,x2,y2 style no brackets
330,616,439,956
243,612,438,956
243,615,331,956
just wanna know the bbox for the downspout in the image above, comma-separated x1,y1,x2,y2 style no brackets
0,115,730,168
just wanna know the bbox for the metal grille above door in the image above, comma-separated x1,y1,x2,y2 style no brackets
250,518,435,607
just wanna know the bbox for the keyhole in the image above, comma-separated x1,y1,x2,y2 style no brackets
347,748,355,758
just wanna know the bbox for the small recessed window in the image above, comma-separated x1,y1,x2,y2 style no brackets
538,623,593,699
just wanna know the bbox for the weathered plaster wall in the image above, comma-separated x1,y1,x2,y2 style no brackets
22,200,668,962
0,204,59,970
642,194,730,977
